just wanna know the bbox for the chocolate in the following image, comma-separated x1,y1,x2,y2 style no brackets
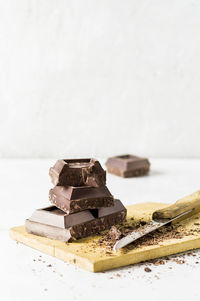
28,206,94,228
49,185,114,214
107,226,122,241
25,200,127,241
106,154,150,177
49,158,106,187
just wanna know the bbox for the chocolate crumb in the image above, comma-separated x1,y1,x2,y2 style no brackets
97,219,198,252
144,267,152,273
108,226,122,241
154,260,165,266
173,259,185,264
47,264,52,267
116,273,121,277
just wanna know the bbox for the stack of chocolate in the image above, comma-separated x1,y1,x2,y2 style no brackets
25,158,127,241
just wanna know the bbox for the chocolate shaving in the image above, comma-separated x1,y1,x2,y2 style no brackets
97,219,199,251
107,226,122,241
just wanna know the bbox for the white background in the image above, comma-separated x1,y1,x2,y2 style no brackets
1,0,200,158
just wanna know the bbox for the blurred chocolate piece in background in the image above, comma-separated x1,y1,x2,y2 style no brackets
49,158,106,187
106,154,150,177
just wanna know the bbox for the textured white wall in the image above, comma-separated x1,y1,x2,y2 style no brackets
0,0,200,158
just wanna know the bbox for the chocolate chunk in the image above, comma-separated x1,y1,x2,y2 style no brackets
106,154,150,177
144,267,152,273
49,158,106,187
49,186,114,214
25,200,127,241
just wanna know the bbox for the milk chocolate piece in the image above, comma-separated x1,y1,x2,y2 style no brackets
49,186,114,214
106,154,150,177
49,158,106,187
25,200,127,241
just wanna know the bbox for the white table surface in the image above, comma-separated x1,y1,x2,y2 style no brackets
1,158,200,301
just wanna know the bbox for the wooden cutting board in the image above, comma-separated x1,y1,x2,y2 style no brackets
9,202,200,272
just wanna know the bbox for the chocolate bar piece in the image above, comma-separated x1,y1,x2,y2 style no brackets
49,185,114,214
25,200,127,241
106,154,150,177
49,158,106,187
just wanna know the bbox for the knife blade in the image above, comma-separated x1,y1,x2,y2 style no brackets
113,190,200,252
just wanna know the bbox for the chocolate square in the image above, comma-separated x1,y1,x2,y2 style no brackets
49,185,114,214
49,158,106,187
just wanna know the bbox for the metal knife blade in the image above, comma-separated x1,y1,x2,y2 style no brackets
113,209,192,252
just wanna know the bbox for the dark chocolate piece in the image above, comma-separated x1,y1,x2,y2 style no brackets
25,200,127,241
28,206,94,228
106,154,150,177
49,186,114,214
49,158,106,187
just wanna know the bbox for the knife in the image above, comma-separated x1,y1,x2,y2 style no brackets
113,190,200,251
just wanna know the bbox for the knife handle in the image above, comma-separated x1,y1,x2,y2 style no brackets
152,190,200,221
